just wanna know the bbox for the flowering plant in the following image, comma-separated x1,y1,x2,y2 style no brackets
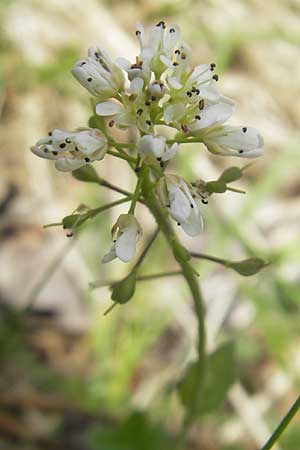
31,20,270,444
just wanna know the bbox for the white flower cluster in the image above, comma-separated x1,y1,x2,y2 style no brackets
31,21,264,264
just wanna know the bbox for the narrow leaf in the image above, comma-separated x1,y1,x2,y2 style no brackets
227,258,269,276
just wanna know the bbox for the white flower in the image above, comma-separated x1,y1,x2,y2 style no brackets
102,214,143,263
138,135,178,164
96,100,153,133
164,97,234,132
201,125,264,158
72,46,124,98
135,21,181,75
158,175,204,237
31,128,108,171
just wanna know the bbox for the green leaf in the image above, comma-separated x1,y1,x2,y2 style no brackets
219,167,243,183
72,164,100,183
178,341,236,415
111,272,137,304
206,181,227,193
227,258,269,276
87,412,174,450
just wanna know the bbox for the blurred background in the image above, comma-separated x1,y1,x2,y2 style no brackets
1,0,300,449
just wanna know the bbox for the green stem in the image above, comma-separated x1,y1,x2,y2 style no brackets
166,137,204,145
260,396,300,450
107,149,136,163
128,175,143,214
191,252,229,266
89,270,182,289
141,167,206,429
133,228,159,269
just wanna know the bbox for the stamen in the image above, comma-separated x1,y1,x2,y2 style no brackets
210,63,216,71
59,143,66,149
75,146,79,152
85,157,90,162
199,99,205,110
156,157,162,161
212,74,219,81
177,222,181,226
242,127,247,133
160,161,164,168
53,151,58,155
239,150,244,154
135,30,141,36
66,233,73,237
170,28,176,33
173,62,179,66
44,149,48,153
137,109,143,116
186,91,192,97
174,49,180,55
151,96,157,101
195,115,201,120
146,120,152,126
202,199,208,205
145,101,151,106
190,204,194,208
181,124,189,133
48,131,52,136
156,21,166,28
109,120,115,127
65,138,71,143
95,52,99,58
87,77,93,82
181,53,186,60
80,62,87,66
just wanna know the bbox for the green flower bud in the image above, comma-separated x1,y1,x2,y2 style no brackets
72,164,100,183
111,271,137,304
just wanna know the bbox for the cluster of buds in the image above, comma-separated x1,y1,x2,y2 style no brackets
31,21,264,264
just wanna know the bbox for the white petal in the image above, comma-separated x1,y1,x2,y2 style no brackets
192,102,234,130
160,55,174,68
31,145,58,160
168,183,191,222
164,103,185,124
189,64,210,82
181,209,204,237
55,158,86,172
213,126,263,151
129,77,144,94
115,57,131,71
115,228,137,262
102,245,117,263
167,76,183,90
162,143,178,161
96,101,123,116
163,25,180,51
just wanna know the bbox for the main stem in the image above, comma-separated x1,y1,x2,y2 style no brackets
141,168,206,425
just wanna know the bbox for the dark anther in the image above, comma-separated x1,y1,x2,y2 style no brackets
156,21,166,28
242,127,247,133
75,146,79,151
210,62,216,71
59,143,66,149
195,89,200,95
48,140,52,144
186,91,192,97
66,233,73,238
191,86,197,92
137,109,143,115
145,101,151,106
190,204,194,208
85,157,90,162
181,53,186,60
199,99,205,110
95,52,99,58
156,157,162,161
160,161,164,168
174,49,180,54
202,199,208,205
44,149,48,153
181,124,189,133
151,96,157,101
87,77,93,82
195,115,201,120
173,62,179,66
239,150,244,154
136,30,141,36
170,28,176,33
134,166,141,173
177,222,181,226
48,131,52,136
62,225,66,229
159,82,164,88
146,120,151,126
80,61,87,66
166,204,170,208
52,151,58,155
212,74,219,81
108,120,114,127
113,239,116,243
65,138,71,143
